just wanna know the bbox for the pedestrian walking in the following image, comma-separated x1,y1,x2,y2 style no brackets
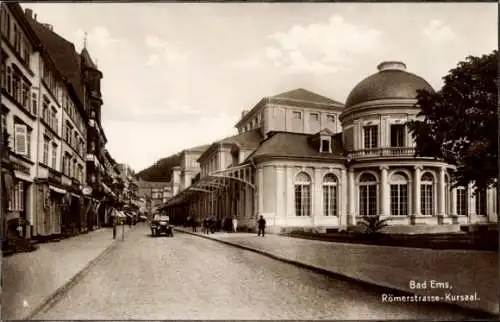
232,217,238,233
257,215,266,237
191,216,197,232
112,210,117,240
203,217,209,234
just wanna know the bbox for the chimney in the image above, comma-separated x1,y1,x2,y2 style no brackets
42,23,53,31
25,8,33,18
241,110,248,118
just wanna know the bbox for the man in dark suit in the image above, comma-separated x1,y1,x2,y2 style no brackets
257,216,266,237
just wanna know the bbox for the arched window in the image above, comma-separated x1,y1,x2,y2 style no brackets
475,189,487,216
456,186,468,216
323,174,338,216
420,173,434,216
390,172,408,216
359,173,377,216
295,172,311,216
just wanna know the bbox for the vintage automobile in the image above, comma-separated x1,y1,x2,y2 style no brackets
151,215,174,237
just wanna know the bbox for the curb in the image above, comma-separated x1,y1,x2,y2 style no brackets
176,228,498,319
23,227,131,320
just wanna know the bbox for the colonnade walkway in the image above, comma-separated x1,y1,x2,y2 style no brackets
175,227,498,316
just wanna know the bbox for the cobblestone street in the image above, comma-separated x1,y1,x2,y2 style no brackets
33,223,481,320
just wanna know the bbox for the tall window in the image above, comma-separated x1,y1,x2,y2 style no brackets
363,125,378,149
390,124,405,147
359,173,377,216
475,189,487,216
14,123,28,156
456,187,468,216
420,173,434,216
8,181,24,211
390,172,408,216
1,110,7,133
6,66,11,94
323,174,338,216
43,137,49,165
445,175,450,215
26,129,31,158
310,113,319,122
294,172,311,216
31,92,37,115
51,143,57,168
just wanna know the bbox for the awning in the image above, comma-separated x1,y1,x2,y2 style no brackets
5,211,20,222
112,210,126,218
49,185,67,194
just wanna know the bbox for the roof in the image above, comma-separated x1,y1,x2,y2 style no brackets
80,47,97,69
219,128,263,149
272,88,344,106
249,131,345,161
345,61,435,108
25,14,86,108
235,88,344,128
183,144,210,153
198,129,264,162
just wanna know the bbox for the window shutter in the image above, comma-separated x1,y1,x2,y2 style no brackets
14,123,28,155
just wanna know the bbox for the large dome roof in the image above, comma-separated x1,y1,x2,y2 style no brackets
345,61,435,108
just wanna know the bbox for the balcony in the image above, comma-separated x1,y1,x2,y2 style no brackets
348,147,416,160
48,168,62,184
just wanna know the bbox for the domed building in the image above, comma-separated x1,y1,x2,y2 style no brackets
163,62,497,234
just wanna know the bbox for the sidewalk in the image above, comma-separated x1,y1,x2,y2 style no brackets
176,227,498,316
2,225,131,321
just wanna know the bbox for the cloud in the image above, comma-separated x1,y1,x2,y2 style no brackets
103,112,236,171
73,27,124,67
422,20,457,43
229,56,261,68
144,35,188,65
230,14,385,75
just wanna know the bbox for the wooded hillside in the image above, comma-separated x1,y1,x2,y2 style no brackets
135,154,181,182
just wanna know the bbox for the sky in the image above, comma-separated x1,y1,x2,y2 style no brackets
23,3,497,172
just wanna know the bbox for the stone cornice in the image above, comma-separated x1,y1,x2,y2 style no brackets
339,98,419,122
253,154,347,164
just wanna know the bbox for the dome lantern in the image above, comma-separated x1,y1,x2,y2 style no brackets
377,61,407,72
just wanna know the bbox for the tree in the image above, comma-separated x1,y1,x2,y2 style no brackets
408,50,498,190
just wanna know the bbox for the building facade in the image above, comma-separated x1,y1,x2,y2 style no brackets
1,3,40,239
25,9,90,237
163,65,498,234
1,3,120,246
137,179,171,214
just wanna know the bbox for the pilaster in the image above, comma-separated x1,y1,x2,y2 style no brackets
276,166,284,218
413,165,422,216
285,166,293,219
313,167,322,224
347,169,355,225
380,166,389,217
438,167,446,216
257,167,264,216
340,168,348,230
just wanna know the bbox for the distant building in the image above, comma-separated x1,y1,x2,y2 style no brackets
171,144,210,196
163,63,498,234
136,179,171,213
